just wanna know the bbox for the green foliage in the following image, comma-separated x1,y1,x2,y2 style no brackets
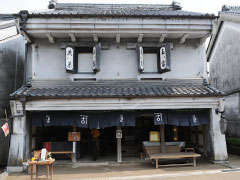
226,138,240,147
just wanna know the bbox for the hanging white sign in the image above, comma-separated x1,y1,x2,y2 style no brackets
65,47,74,71
160,46,167,70
139,46,144,70
92,46,97,70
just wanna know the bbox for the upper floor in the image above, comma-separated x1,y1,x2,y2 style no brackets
19,1,215,84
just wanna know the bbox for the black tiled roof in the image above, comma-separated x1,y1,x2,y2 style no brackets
29,3,215,18
0,14,15,21
221,5,240,15
11,82,223,99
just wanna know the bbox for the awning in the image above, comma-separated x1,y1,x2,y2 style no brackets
32,110,208,128
32,111,136,128
154,110,209,126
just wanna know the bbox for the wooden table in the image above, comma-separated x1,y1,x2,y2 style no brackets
29,159,55,180
149,152,201,169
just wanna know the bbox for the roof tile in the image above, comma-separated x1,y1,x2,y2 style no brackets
29,3,215,18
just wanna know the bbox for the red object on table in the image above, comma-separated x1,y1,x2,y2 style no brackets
44,142,51,152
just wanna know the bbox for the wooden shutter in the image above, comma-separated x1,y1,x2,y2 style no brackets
157,43,171,73
93,43,101,73
136,45,144,72
65,46,75,73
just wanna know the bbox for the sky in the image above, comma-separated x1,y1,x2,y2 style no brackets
0,0,239,15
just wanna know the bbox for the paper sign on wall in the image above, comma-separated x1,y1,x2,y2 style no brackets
1,123,9,137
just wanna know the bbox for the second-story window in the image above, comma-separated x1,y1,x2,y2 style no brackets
142,48,158,73
77,47,94,73
136,43,171,74
65,43,101,74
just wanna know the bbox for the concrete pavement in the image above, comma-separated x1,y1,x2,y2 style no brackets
4,155,240,180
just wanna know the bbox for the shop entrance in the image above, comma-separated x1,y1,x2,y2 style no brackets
30,109,209,163
34,125,117,162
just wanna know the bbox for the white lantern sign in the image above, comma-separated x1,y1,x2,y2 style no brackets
65,47,74,71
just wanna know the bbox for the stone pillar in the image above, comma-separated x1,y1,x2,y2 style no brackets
207,108,228,162
7,100,30,172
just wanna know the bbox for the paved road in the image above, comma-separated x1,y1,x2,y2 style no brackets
5,169,240,180
5,154,240,180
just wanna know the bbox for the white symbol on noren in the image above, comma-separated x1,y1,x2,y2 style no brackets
192,114,197,123
155,113,163,122
120,114,124,123
80,115,88,125
46,115,51,124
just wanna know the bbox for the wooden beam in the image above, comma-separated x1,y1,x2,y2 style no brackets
46,33,55,43
117,126,122,162
116,34,120,44
61,42,110,49
69,34,76,43
127,42,174,50
179,34,189,44
72,126,77,162
93,34,98,43
160,125,166,153
138,34,144,43
159,34,167,43
21,31,32,43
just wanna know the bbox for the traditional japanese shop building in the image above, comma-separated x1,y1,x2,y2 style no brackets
8,1,228,172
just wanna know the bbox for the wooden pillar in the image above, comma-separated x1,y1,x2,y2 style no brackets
117,126,122,162
72,126,76,163
160,125,166,153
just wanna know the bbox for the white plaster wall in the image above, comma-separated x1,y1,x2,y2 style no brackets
209,21,240,137
29,39,206,80
30,40,69,80
99,43,138,79
167,42,206,79
210,21,240,92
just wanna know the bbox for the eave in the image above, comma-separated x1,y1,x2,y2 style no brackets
21,16,214,42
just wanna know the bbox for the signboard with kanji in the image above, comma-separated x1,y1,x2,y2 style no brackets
68,132,81,141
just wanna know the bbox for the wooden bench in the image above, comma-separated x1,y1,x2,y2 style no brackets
143,141,201,168
150,152,201,169
50,151,73,162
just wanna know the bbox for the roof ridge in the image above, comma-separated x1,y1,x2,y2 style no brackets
220,5,240,15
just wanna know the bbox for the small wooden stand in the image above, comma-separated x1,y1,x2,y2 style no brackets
29,159,55,180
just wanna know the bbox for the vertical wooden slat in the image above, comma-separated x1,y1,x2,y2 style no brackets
195,126,199,150
160,125,166,153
